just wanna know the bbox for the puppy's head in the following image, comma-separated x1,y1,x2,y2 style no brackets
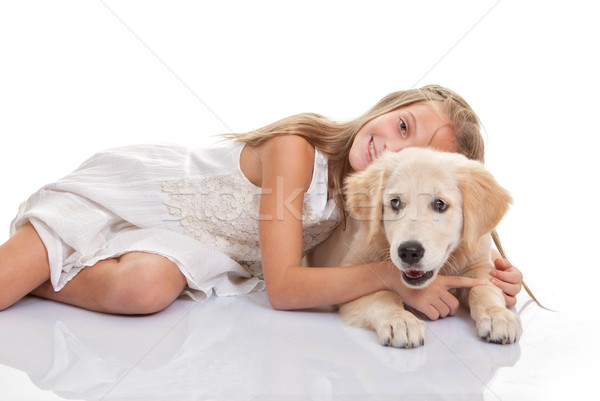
345,147,511,288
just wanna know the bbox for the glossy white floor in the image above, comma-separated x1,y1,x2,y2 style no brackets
0,291,597,401
1,1,599,400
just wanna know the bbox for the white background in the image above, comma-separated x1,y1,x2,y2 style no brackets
0,1,599,399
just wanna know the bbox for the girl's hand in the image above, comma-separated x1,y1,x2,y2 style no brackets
398,275,486,321
490,257,523,308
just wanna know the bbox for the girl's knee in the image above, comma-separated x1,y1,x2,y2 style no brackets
111,253,186,314
0,222,51,311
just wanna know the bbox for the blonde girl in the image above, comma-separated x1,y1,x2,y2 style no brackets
0,85,522,319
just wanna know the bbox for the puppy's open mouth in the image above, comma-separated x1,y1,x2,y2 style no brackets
402,269,434,286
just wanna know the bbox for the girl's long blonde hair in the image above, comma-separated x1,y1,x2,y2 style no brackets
226,84,484,218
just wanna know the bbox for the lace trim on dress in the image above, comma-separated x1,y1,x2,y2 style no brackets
161,172,340,279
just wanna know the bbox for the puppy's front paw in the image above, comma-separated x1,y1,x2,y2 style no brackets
475,306,521,344
374,311,426,348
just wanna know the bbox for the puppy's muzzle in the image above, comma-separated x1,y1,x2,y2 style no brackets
397,241,434,287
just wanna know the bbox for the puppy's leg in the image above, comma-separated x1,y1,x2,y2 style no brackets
339,291,426,348
336,225,425,348
466,264,521,344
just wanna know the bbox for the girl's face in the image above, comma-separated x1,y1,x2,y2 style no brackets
349,101,456,172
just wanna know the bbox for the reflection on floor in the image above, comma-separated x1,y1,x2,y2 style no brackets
0,292,596,401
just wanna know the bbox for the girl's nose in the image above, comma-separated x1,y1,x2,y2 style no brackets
383,141,405,153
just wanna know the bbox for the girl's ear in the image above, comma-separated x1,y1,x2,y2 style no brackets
344,163,387,243
459,162,512,254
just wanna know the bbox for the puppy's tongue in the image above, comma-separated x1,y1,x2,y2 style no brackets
405,269,425,279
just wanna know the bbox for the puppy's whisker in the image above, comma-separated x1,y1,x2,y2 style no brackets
376,249,391,261
443,254,460,276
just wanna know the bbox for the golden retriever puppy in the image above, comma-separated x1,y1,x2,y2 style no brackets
308,147,520,348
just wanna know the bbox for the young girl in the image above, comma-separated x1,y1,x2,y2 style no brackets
0,85,522,319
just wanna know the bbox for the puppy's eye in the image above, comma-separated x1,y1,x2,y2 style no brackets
433,199,449,213
390,198,403,211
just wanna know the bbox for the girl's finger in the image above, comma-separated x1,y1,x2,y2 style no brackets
490,268,521,284
439,275,487,290
439,291,460,315
432,299,451,319
425,305,440,321
504,293,517,308
493,257,512,270
491,277,522,298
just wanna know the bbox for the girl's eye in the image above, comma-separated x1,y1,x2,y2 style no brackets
398,118,407,137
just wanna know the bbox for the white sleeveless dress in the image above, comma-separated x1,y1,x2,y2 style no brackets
10,142,341,301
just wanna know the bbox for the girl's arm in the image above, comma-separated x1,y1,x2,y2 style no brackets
256,135,391,310
253,135,484,315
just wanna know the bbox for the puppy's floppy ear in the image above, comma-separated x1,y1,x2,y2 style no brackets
344,162,387,243
459,162,512,254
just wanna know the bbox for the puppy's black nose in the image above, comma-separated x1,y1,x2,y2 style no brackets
398,241,425,265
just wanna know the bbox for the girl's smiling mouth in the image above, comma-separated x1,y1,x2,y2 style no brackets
367,137,376,163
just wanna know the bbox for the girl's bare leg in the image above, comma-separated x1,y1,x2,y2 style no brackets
1,222,187,314
0,222,51,310
31,251,187,315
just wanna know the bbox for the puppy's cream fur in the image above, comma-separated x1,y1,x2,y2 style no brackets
308,148,520,348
